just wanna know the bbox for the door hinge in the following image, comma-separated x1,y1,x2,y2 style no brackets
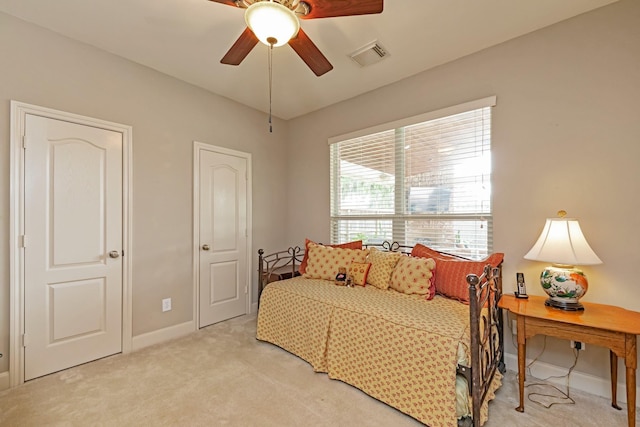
19,235,26,248
22,333,28,347
22,136,27,149
244,286,248,295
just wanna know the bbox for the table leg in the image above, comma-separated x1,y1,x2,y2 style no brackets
516,316,526,413
625,367,636,427
625,334,637,427
610,351,622,410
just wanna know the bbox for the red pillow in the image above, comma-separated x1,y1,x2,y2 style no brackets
434,253,504,303
298,238,363,274
411,243,460,261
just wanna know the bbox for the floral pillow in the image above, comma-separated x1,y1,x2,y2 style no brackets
298,238,363,274
411,244,455,300
303,243,369,281
366,247,402,290
389,255,436,296
348,262,372,286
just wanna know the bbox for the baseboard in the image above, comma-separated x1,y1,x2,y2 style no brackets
131,320,195,352
504,353,639,404
0,371,9,391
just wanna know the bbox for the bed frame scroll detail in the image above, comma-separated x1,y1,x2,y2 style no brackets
464,263,505,427
258,246,303,298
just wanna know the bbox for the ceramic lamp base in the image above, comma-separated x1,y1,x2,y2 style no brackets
540,265,589,311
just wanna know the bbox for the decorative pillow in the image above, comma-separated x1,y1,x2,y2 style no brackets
298,238,363,274
348,262,372,286
366,247,402,290
410,243,455,300
426,268,437,300
302,243,369,280
411,243,460,261
389,255,436,296
435,253,505,303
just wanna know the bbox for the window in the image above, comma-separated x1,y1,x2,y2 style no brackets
329,97,495,259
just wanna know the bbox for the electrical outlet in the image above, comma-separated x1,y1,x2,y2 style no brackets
570,340,585,351
162,298,172,312
512,319,517,335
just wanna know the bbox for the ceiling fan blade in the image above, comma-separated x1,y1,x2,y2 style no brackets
220,27,259,66
288,28,333,76
208,0,244,8
302,0,383,19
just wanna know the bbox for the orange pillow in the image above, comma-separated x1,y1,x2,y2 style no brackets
348,262,372,286
434,253,504,303
298,238,363,274
411,243,460,261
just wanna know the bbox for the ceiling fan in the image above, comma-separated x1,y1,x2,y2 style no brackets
209,0,384,76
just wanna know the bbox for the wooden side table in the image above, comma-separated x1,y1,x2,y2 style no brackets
498,294,640,427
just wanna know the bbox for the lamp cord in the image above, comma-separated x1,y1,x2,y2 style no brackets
525,340,578,409
510,330,578,409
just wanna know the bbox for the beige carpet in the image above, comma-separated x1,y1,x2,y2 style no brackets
0,314,632,426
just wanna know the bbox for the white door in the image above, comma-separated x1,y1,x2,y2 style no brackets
24,114,123,381
198,148,249,327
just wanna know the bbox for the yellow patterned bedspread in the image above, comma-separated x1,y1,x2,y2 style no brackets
256,277,500,427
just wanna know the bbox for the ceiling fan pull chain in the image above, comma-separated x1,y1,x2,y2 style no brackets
268,39,275,133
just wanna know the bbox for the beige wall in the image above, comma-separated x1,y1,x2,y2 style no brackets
0,12,290,373
286,0,640,382
1,0,639,394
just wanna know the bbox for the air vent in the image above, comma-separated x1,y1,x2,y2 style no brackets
349,41,389,67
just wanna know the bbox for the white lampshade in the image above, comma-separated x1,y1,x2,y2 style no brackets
524,217,602,266
245,1,300,47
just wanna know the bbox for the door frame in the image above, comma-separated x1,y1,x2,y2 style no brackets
9,101,133,387
192,141,252,328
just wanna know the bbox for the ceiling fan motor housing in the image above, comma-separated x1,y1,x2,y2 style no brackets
235,0,310,15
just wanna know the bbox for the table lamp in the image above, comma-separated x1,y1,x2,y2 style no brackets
524,210,602,311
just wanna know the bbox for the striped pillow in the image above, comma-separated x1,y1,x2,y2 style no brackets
411,243,460,261
434,253,504,303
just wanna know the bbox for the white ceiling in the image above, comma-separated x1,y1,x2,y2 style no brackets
0,0,617,119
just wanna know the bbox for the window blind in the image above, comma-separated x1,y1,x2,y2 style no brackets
329,97,495,259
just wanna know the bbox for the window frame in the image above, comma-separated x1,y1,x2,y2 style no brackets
328,96,496,259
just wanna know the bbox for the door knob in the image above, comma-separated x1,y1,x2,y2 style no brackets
202,244,210,251
109,250,120,259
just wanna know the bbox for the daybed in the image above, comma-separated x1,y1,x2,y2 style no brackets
256,241,505,427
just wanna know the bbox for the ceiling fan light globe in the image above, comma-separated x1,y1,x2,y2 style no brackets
245,1,300,47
